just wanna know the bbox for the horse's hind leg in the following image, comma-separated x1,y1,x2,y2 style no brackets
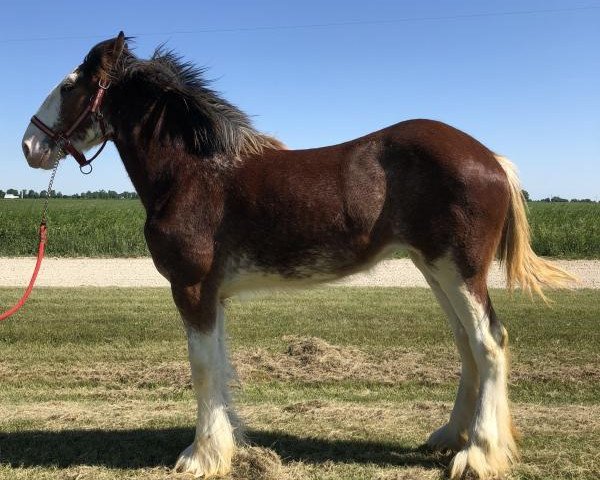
430,255,518,480
171,283,237,478
409,251,478,451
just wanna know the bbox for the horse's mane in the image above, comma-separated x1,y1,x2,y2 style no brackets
109,46,285,158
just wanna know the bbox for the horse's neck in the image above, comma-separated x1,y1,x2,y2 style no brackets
106,88,226,210
112,137,174,209
107,137,136,202
113,134,223,213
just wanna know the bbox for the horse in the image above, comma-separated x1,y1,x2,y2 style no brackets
21,32,574,479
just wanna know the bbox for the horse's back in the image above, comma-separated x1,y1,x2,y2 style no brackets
250,118,505,182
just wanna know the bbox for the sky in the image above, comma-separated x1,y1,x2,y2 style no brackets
0,0,598,199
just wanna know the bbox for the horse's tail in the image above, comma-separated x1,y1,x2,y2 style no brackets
495,154,576,300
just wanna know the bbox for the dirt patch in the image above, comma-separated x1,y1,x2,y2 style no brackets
510,360,600,385
375,470,443,480
234,336,600,387
282,399,328,414
3,400,598,437
1,337,597,391
0,361,192,390
233,336,459,385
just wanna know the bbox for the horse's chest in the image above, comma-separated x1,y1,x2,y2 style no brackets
145,222,215,285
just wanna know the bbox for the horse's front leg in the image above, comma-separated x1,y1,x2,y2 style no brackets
171,282,237,478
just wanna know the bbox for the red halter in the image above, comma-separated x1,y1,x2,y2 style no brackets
30,78,111,173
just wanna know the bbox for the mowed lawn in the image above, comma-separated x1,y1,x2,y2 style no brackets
0,287,598,479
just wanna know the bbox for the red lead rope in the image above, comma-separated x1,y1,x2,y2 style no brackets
0,160,58,323
0,223,48,322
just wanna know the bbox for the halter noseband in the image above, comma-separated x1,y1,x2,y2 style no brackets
30,78,111,174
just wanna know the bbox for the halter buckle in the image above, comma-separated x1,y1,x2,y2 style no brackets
55,134,69,148
98,78,111,90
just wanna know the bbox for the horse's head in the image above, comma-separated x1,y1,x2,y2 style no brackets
22,32,127,169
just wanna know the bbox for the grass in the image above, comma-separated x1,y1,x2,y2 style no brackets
528,202,600,258
1,199,599,258
0,287,598,479
0,199,147,257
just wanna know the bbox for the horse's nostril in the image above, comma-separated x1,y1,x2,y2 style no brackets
22,142,30,159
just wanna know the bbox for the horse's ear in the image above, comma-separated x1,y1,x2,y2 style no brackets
112,31,126,64
99,31,127,77
83,33,128,79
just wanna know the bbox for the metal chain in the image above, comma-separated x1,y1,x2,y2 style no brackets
40,158,60,225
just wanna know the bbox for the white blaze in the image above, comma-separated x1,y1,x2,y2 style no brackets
22,69,84,169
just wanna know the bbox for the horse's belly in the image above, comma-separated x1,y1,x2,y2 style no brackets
220,242,406,298
220,259,339,297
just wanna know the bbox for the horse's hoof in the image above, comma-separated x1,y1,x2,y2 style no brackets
175,441,233,478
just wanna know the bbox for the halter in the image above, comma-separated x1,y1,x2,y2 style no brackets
30,78,112,174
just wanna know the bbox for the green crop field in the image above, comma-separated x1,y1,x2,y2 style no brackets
527,202,600,258
0,287,598,479
0,199,147,257
0,199,599,258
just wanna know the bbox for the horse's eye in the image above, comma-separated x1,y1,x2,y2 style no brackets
61,82,75,93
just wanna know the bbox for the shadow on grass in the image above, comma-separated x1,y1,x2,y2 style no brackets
0,427,445,470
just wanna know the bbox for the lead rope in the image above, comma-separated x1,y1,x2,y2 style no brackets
41,159,60,224
0,159,60,322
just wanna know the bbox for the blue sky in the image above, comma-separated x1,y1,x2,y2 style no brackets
0,0,598,199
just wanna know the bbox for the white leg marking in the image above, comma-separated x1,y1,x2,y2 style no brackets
431,255,517,480
410,252,478,452
175,304,236,478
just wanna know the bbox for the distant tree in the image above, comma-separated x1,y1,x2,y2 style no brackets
0,190,5,198
39,189,140,200
521,190,530,201
117,191,138,199
7,188,19,196
551,196,568,202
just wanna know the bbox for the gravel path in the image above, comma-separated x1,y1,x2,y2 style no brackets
0,258,597,289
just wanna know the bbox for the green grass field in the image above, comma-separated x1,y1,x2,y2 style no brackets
0,199,147,257
528,202,600,258
0,199,598,258
0,287,598,479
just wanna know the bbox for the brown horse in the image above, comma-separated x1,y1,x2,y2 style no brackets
22,33,573,479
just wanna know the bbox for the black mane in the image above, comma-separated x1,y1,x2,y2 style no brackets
106,46,283,158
